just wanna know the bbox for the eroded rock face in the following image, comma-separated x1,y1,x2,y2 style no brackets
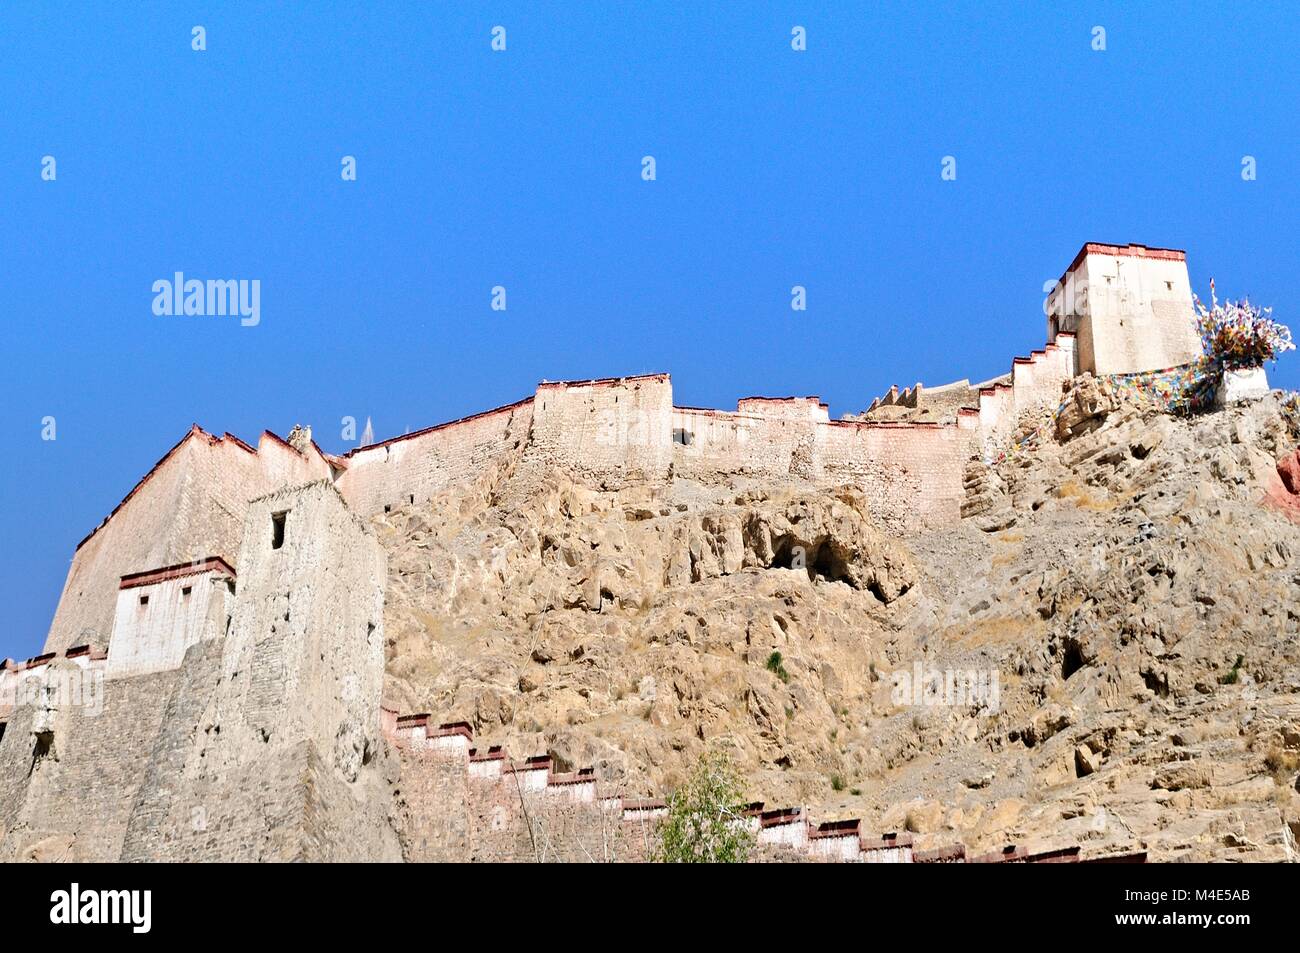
375,388,1300,862
1054,374,1120,441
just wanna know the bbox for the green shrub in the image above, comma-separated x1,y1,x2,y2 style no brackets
765,651,790,683
654,750,755,863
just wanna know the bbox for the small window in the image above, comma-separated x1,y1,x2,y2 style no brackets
673,428,694,446
0,722,7,745
408,494,415,505
1165,281,1173,291
139,594,149,606
32,730,54,767
272,511,287,550
182,586,192,599
383,504,391,514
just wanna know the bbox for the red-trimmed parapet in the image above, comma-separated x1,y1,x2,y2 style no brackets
380,709,1124,864
468,745,507,779
1079,851,1148,864
971,844,1029,864
4,644,107,675
119,556,236,591
808,818,863,861
757,807,808,850
65,644,108,661
862,831,915,864
504,754,552,792
621,798,668,822
1024,846,1082,864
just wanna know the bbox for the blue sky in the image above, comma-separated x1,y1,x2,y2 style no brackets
1,2,1297,661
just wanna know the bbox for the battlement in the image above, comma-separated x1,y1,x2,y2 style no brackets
0,643,107,723
41,242,1206,660
381,709,1143,864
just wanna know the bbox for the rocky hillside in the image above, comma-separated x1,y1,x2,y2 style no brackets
374,381,1300,862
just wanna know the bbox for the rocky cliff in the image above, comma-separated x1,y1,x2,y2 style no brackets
374,381,1300,862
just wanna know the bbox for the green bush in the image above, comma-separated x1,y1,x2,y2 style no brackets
654,750,755,863
765,651,790,683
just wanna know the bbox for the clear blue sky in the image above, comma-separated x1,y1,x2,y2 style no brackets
1,2,1296,661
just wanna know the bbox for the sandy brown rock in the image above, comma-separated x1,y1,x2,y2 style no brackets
374,381,1300,862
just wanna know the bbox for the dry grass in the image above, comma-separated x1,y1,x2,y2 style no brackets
947,614,1045,649
1263,746,1300,785
1053,480,1120,512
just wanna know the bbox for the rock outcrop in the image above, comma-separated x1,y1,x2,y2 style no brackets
372,380,1300,862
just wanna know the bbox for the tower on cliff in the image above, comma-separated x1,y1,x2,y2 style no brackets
1046,242,1204,376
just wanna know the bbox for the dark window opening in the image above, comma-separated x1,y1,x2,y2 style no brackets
408,494,415,505
673,428,694,446
139,594,149,606
181,586,192,598
29,730,54,775
383,504,391,514
0,722,6,746
271,511,288,550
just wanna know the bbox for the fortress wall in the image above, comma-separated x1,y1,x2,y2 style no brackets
736,396,830,422
0,665,181,862
528,375,674,480
336,398,534,517
975,334,1076,459
671,407,819,480
820,422,974,531
218,481,387,764
43,428,327,657
44,434,195,656
129,481,400,861
385,715,1093,864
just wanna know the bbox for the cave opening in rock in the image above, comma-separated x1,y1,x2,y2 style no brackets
1061,641,1085,680
771,536,853,586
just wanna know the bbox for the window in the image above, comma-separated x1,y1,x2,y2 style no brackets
182,586,192,599
673,428,694,446
272,511,287,550
139,594,149,606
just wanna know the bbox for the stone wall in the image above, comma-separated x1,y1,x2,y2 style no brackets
527,374,675,482
0,662,179,862
127,480,400,861
336,397,534,517
4,481,402,862
43,427,331,656
976,334,1077,457
385,714,1113,864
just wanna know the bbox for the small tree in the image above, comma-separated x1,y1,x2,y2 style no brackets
654,749,756,863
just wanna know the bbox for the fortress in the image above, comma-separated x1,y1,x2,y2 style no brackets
0,243,1203,861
